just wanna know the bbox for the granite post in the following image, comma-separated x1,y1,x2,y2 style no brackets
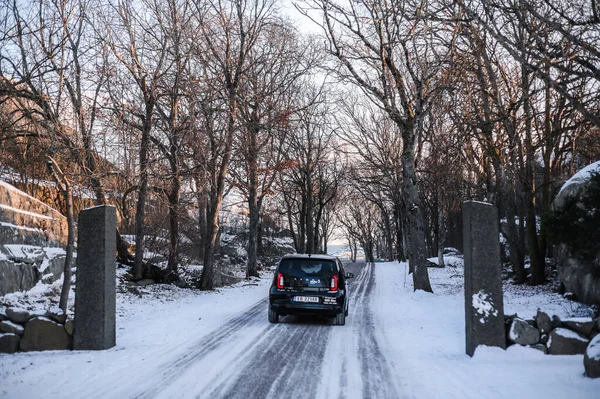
463,201,506,357
73,206,116,350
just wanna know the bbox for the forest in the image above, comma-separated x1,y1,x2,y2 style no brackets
1,0,599,295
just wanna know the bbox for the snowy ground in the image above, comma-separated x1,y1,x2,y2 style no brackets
1,258,599,398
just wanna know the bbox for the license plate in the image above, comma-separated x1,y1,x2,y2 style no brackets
293,296,320,303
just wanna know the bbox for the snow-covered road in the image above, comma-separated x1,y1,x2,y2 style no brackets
1,260,599,398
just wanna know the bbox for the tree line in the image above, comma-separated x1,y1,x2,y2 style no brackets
1,0,599,298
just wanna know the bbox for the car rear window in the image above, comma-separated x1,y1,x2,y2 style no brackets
278,259,337,277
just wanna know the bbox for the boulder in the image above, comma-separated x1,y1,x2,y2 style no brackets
20,316,71,352
563,318,595,337
0,320,25,335
0,333,20,353
536,310,553,334
6,307,31,323
552,161,600,306
509,318,541,345
529,344,548,354
585,335,600,378
551,315,562,329
548,327,590,355
0,308,6,321
47,307,67,324
594,317,600,332
540,334,549,345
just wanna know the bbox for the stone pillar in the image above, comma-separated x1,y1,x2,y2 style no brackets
73,206,116,350
463,201,506,357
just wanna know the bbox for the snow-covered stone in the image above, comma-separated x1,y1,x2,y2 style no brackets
20,316,71,352
509,318,540,345
0,333,20,353
0,320,25,335
535,310,552,334
547,327,589,355
563,318,595,337
6,307,31,323
553,161,600,306
584,335,600,378
47,307,67,324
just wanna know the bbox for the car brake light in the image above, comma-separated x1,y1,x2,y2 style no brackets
277,273,284,289
330,275,338,292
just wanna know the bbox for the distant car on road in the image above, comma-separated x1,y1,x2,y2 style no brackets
268,254,354,325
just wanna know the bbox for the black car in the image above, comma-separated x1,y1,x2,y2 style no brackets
268,254,354,325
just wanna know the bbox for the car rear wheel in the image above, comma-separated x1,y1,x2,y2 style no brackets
268,308,279,324
335,311,346,326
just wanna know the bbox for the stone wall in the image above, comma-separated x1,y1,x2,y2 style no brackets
0,181,69,295
0,180,68,248
0,307,72,353
506,310,600,378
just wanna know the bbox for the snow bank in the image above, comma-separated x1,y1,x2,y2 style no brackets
558,161,600,195
373,260,599,398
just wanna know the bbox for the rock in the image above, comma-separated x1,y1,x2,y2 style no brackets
0,333,20,353
0,308,6,321
536,310,553,334
540,334,549,345
509,318,541,345
594,317,600,332
47,307,67,324
6,308,31,323
20,316,71,352
0,320,25,336
134,279,155,287
548,327,590,355
64,319,74,335
584,335,600,378
551,315,562,329
563,318,595,337
529,344,548,354
552,161,600,307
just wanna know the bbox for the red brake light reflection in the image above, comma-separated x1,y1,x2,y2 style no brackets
277,273,284,289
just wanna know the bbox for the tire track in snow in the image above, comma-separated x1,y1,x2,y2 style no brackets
354,263,399,399
135,298,271,398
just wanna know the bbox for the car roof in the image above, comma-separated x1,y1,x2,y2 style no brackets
281,253,338,261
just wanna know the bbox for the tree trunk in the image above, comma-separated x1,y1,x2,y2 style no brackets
246,123,260,278
167,173,181,278
199,194,221,290
59,185,75,313
401,126,433,293
437,200,446,268
197,181,208,261
133,116,152,280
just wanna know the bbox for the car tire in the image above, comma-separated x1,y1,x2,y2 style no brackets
345,308,349,317
335,311,346,326
268,308,279,324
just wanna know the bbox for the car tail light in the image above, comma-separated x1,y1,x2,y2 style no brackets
330,275,338,292
277,273,284,289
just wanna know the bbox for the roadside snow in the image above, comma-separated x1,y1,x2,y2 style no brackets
0,274,271,398
373,259,599,398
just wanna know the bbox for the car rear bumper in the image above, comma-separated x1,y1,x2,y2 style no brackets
269,288,345,316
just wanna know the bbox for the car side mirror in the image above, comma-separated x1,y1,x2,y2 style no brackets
345,272,355,279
